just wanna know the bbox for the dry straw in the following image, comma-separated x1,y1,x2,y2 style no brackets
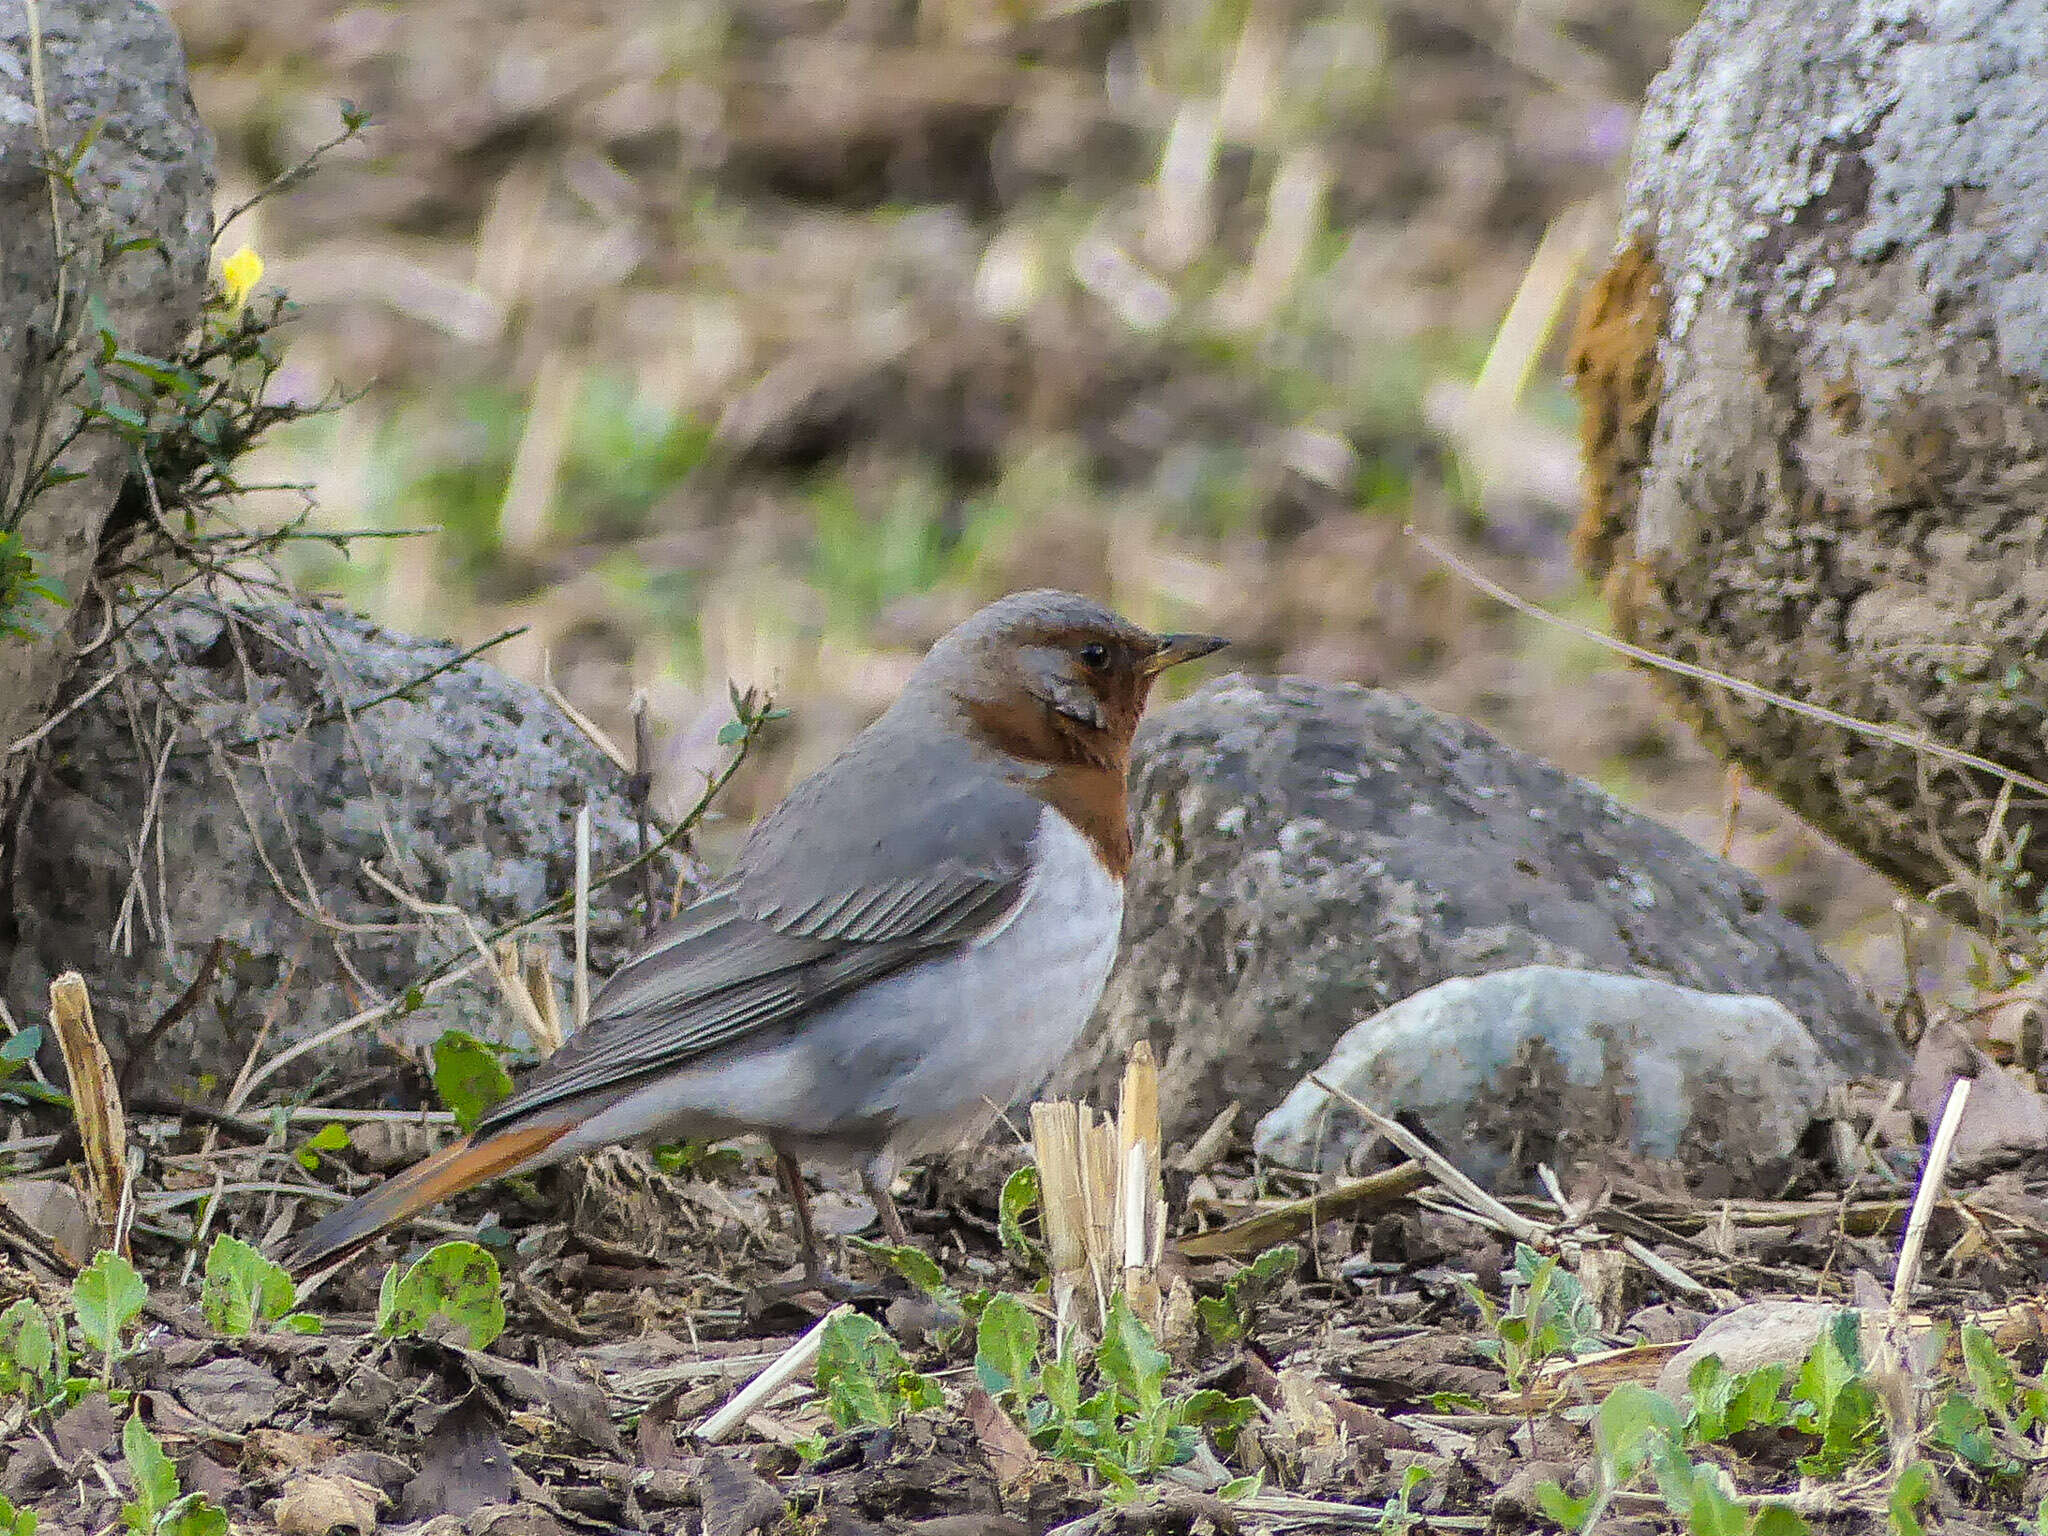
1029,1041,1167,1342
47,972,128,1256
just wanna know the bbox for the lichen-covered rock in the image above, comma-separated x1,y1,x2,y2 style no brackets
2,595,653,1087
1255,966,1840,1193
1054,675,1901,1145
1570,0,2048,935
0,0,214,812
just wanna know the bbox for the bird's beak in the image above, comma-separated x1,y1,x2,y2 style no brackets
1142,632,1230,676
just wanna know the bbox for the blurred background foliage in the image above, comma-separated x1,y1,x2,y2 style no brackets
165,0,1953,990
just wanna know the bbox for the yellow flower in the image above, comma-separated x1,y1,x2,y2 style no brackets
221,244,264,311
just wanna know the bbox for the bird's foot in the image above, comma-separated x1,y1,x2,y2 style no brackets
743,1263,890,1325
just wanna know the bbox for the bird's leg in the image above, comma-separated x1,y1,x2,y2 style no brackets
860,1161,910,1246
774,1150,831,1287
758,1151,884,1305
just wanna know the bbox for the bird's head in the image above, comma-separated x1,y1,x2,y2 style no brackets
911,589,1228,773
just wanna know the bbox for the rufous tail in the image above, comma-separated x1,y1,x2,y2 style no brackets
279,1121,572,1275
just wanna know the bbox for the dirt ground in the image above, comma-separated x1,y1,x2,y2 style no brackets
8,1075,2048,1534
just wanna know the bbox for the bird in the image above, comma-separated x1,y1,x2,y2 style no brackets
280,590,1226,1283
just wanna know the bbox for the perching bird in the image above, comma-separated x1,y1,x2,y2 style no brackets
280,590,1225,1283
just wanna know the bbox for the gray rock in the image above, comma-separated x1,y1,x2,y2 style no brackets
1571,0,2048,936
0,0,214,812
1255,965,1841,1192
1056,675,1901,1144
3,594,655,1087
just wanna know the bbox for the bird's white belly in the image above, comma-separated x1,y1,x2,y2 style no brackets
554,806,1123,1166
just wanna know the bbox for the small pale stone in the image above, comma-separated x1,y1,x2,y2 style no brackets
1255,965,1844,1194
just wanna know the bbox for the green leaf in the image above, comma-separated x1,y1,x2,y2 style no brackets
1218,1474,1262,1501
1749,1507,1811,1536
1180,1388,1257,1437
1687,1481,1747,1536
974,1293,1040,1397
1195,1294,1244,1345
159,1496,227,1536
73,1252,147,1356
1725,1363,1791,1433
1961,1323,2018,1419
1039,1350,1081,1422
0,1299,53,1399
1246,1244,1300,1284
294,1121,351,1172
201,1235,297,1336
1097,1295,1169,1412
0,1029,42,1064
715,718,749,746
1426,1390,1488,1413
1689,1355,1736,1440
1648,1455,1710,1531
1596,1383,1684,1482
847,1238,946,1299
998,1166,1039,1257
1534,1479,1593,1528
1887,1461,1933,1536
122,1413,179,1517
430,1031,514,1132
815,1310,930,1430
109,351,200,401
1794,1311,1862,1421
375,1240,505,1349
280,1312,324,1336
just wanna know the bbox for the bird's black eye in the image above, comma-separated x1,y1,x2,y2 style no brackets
1078,642,1110,670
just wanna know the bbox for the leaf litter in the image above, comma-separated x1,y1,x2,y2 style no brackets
0,994,2042,1536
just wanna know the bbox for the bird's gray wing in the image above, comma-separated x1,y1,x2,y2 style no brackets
475,720,1043,1130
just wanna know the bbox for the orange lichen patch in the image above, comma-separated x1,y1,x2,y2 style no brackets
1566,237,1668,586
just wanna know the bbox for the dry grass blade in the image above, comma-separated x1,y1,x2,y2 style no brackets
1029,1046,1181,1338
1179,1160,1430,1259
1116,1041,1164,1330
520,944,564,1049
236,959,483,1100
1616,1235,1712,1299
1893,1076,1972,1312
574,803,593,1032
47,973,127,1256
1305,1073,1547,1243
1469,198,1606,418
1031,1097,1122,1339
495,939,562,1056
363,863,555,1050
1173,1099,1239,1174
1500,1340,1694,1411
538,658,633,774
696,1307,847,1444
1031,1102,1092,1337
1410,528,2048,801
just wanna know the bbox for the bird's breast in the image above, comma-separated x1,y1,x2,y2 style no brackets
836,804,1125,1149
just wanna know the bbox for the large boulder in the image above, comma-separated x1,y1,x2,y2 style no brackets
0,0,214,813
1056,675,1902,1145
2,595,652,1088
1570,0,2048,938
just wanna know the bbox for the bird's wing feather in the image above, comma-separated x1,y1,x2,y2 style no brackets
476,719,1044,1131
